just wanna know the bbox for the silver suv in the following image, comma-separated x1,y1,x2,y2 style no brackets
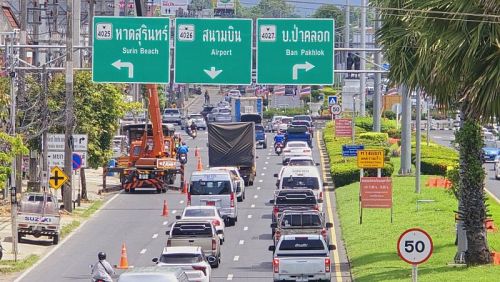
163,108,182,125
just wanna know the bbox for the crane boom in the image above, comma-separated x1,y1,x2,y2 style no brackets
147,84,165,157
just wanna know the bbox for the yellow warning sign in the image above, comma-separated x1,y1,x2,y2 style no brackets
357,150,385,168
49,166,69,190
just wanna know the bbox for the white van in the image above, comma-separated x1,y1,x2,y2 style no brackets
278,166,324,204
188,170,238,225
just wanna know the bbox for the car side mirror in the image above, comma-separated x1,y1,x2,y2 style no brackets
326,222,333,229
329,244,336,251
273,173,278,177
269,199,274,204
270,223,277,228
152,258,158,263
175,215,181,220
268,246,275,252
165,230,170,235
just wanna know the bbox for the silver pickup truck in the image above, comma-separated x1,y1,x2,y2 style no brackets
17,192,61,244
166,220,222,268
269,234,335,282
271,210,333,245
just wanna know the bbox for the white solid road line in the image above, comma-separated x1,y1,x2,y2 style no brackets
140,249,147,254
233,256,240,261
244,226,248,231
13,192,122,282
239,240,244,245
163,221,169,225
152,234,158,239
227,274,234,280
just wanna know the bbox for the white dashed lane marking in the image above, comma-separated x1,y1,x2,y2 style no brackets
261,173,265,176
152,234,158,239
233,256,240,261
258,179,263,183
265,161,269,164
140,249,147,254
239,240,244,245
227,274,234,280
244,226,248,231
257,187,261,190
179,200,184,204
163,221,168,225
251,204,255,208
172,210,177,214
254,195,258,199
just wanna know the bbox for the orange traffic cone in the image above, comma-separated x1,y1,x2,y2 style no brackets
116,242,129,269
197,156,203,171
491,251,500,265
162,200,169,217
195,147,200,157
181,182,188,194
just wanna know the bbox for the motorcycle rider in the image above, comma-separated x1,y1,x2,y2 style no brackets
274,129,286,147
91,252,115,282
177,141,189,155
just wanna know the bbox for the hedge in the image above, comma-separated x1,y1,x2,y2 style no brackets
411,142,459,176
323,122,394,188
355,116,398,133
359,132,389,144
263,107,309,119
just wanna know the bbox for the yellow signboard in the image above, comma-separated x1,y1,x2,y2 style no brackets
357,149,385,168
49,166,69,190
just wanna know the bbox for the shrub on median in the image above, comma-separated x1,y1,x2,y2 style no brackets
411,142,459,176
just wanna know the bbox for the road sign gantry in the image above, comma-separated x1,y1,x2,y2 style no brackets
256,19,335,85
92,17,170,83
174,18,252,85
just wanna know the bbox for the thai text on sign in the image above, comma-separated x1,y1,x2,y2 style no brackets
360,177,392,208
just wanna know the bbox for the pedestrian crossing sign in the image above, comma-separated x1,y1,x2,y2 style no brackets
49,166,69,190
328,95,338,105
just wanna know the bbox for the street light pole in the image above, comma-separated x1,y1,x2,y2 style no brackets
359,0,367,117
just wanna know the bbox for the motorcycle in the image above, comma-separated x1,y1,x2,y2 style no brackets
274,142,284,156
178,153,188,165
186,126,197,139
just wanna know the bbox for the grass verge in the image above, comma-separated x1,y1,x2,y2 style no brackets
334,174,500,281
0,255,40,274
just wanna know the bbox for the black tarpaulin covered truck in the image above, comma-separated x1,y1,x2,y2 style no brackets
208,122,256,186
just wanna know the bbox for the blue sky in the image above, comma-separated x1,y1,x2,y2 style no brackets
240,0,362,17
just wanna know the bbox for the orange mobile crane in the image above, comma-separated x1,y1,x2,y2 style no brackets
118,85,179,193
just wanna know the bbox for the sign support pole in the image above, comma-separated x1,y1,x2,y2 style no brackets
359,168,364,224
412,264,418,282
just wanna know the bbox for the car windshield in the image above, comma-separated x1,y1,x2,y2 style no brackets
276,194,316,205
190,181,231,195
280,214,322,227
282,176,320,190
171,223,212,236
279,238,325,251
282,118,292,124
287,143,307,148
159,253,203,264
255,125,265,131
289,160,314,166
189,115,203,119
164,109,179,114
292,121,309,127
184,209,216,217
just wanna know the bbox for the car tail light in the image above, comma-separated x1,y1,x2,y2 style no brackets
212,219,221,227
230,193,235,208
275,230,281,241
321,229,328,240
314,204,319,211
187,193,191,206
325,258,331,272
212,238,217,250
273,258,280,273
192,265,207,276
166,239,171,247
18,223,28,228
273,206,279,216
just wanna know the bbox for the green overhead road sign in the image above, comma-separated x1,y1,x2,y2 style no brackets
92,17,170,83
256,19,335,85
174,18,252,85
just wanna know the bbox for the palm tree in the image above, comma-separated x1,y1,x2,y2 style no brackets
373,0,500,265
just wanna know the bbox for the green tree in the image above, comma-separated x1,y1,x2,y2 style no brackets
312,4,345,29
0,77,9,127
245,0,296,18
374,0,499,265
189,0,212,10
0,132,28,189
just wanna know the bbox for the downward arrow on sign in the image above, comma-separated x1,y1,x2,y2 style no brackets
204,67,223,79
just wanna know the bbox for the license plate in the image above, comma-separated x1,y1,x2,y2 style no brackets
206,201,215,206
139,174,149,180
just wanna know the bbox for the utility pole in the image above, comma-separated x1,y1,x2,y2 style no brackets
63,0,74,212
344,0,350,78
7,32,19,261
426,98,431,146
41,65,49,191
359,0,367,116
89,0,95,65
415,89,421,193
73,0,81,68
400,85,412,175
373,9,381,132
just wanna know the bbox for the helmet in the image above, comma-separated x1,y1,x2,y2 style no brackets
98,252,106,260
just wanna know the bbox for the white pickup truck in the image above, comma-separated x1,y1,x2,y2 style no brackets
17,192,61,244
269,234,335,282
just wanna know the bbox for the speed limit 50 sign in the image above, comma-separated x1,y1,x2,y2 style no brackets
397,228,433,265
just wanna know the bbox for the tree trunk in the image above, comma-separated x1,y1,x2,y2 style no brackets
102,165,107,193
80,167,87,200
457,120,491,265
16,155,23,193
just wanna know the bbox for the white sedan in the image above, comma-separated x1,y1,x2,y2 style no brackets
153,246,211,282
176,206,226,243
282,141,312,165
